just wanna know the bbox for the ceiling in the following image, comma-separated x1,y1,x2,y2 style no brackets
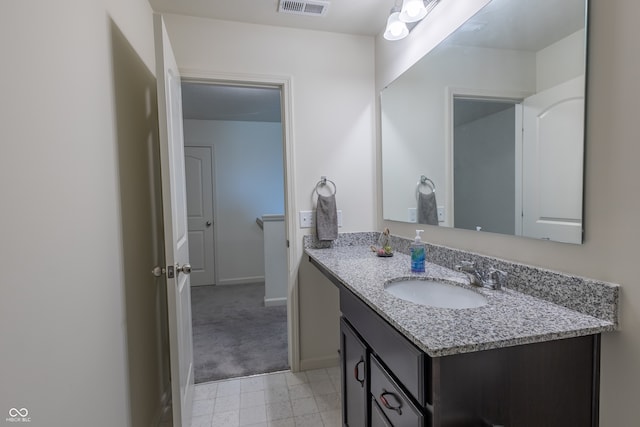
167,0,586,122
148,0,393,36
182,83,282,122
447,0,585,51
454,98,515,127
151,0,394,122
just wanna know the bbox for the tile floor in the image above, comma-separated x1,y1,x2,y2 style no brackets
190,367,342,427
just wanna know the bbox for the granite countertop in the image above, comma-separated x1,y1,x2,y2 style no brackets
306,244,616,358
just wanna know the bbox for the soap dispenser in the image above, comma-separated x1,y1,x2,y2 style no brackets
410,230,426,273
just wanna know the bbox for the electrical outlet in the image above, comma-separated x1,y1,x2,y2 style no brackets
408,208,417,223
337,210,343,227
437,206,445,222
299,210,314,228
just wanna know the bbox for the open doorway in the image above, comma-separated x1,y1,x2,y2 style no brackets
452,96,520,234
181,81,290,383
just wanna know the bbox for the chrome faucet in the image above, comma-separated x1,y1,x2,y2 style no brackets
454,261,507,290
455,261,484,286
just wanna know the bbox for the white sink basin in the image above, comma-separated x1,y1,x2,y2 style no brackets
384,279,488,309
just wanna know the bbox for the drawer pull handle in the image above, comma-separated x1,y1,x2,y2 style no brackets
353,357,365,387
379,389,403,416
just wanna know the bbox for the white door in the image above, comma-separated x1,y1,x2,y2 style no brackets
154,14,194,427
522,76,584,244
185,146,215,286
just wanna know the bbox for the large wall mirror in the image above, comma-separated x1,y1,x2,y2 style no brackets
381,0,587,244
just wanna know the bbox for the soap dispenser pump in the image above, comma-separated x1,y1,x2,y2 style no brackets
410,230,426,273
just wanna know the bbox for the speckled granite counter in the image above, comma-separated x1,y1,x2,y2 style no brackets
305,233,618,358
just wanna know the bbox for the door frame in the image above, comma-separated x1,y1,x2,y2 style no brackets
180,69,300,371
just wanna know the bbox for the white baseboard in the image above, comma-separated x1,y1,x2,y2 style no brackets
264,297,287,307
299,355,340,371
217,276,265,286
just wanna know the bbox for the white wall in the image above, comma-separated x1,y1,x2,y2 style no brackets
262,216,288,306
183,119,284,285
377,1,640,426
537,29,586,92
163,14,376,369
0,1,166,426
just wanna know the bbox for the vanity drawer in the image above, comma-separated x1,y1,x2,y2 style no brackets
370,355,425,427
340,286,431,406
371,396,392,427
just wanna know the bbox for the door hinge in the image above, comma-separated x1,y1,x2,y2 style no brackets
286,239,290,248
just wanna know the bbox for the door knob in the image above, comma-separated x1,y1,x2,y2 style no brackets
176,263,192,275
206,221,212,227
151,266,166,277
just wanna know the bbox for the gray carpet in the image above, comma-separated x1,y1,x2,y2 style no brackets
192,282,289,383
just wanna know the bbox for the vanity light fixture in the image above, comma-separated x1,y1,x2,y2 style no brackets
383,6,409,41
384,0,439,41
399,0,429,22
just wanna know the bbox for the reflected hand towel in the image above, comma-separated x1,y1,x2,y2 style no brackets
418,191,439,226
316,194,338,241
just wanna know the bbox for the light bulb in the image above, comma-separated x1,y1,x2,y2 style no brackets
384,10,409,41
406,3,422,18
399,0,429,23
389,21,405,36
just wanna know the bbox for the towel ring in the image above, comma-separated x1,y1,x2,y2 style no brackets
415,175,435,200
314,176,337,196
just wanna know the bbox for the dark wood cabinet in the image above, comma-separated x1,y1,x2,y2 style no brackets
340,318,369,427
338,285,601,427
370,355,425,427
371,396,394,427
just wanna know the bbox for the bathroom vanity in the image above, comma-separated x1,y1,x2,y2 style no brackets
305,233,618,427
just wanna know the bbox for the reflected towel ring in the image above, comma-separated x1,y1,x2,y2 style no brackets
416,175,435,200
314,176,337,196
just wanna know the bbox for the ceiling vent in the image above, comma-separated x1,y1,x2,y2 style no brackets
278,0,330,17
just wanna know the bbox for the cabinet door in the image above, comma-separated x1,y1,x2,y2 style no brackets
341,318,368,427
340,286,429,406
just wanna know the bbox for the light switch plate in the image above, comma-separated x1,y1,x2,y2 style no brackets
408,208,417,223
299,210,343,228
437,206,445,222
299,210,314,228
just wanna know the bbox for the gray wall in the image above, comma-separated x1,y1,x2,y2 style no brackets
454,104,515,234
